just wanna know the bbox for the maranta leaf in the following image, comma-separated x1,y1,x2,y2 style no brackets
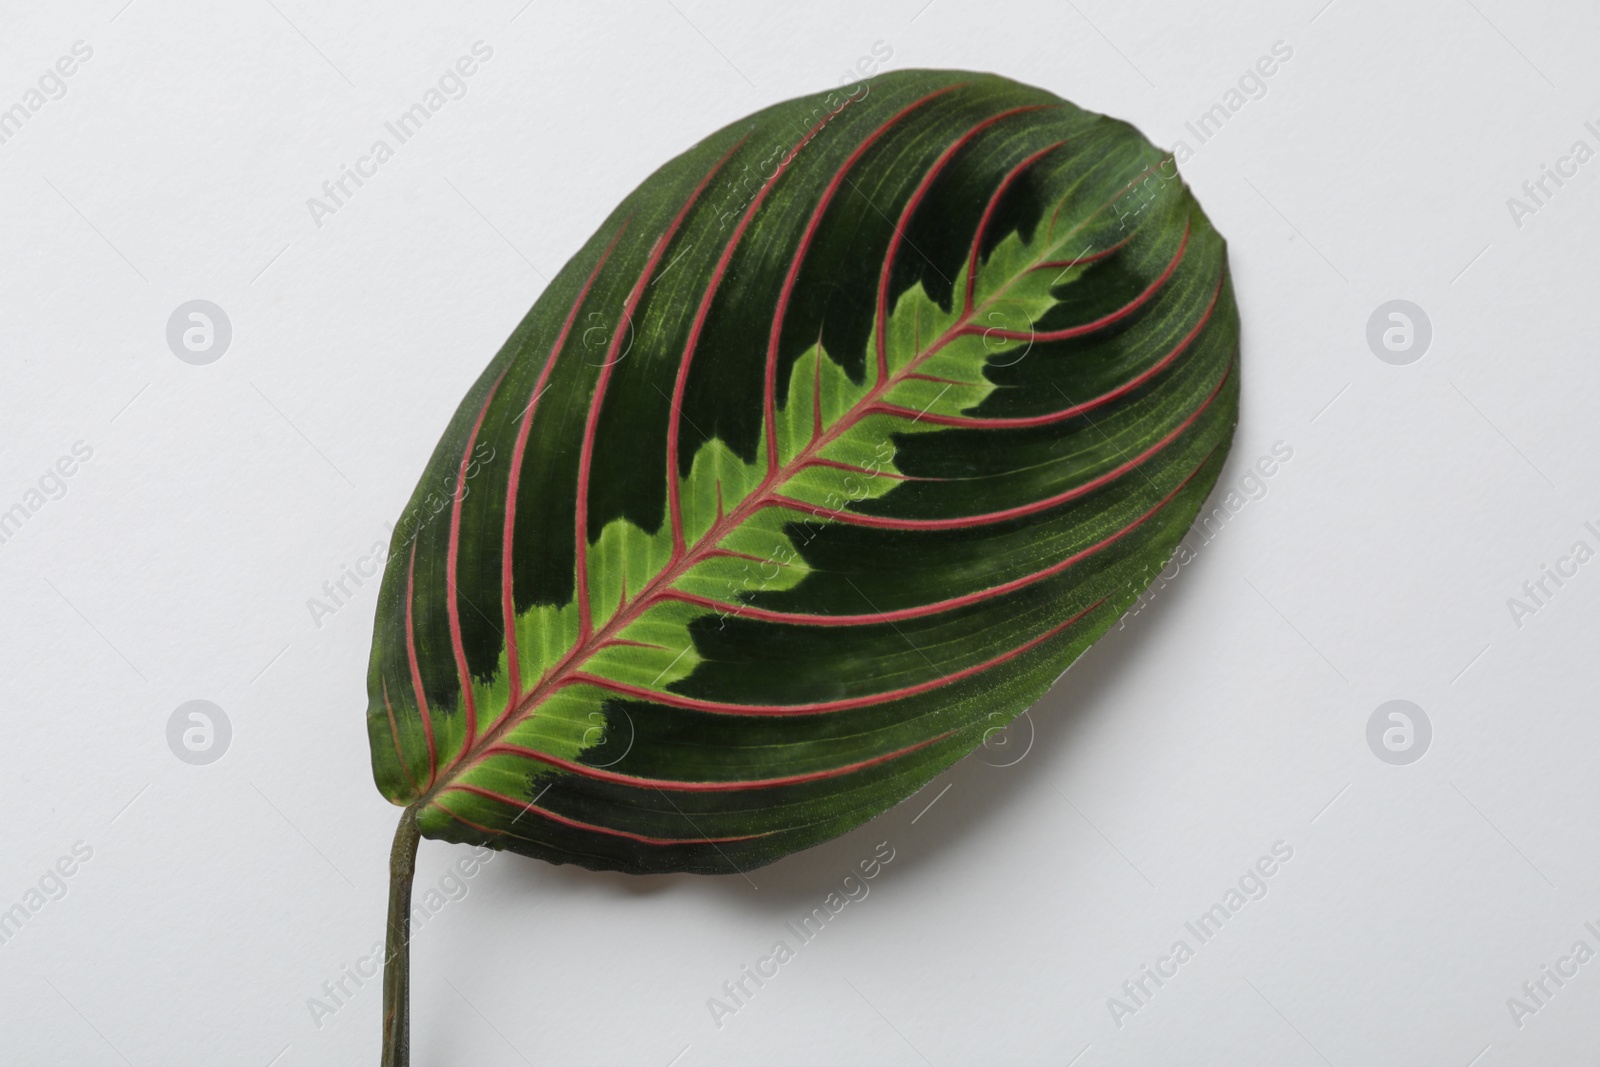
365,69,1239,874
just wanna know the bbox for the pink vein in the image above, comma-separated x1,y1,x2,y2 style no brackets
434,787,767,844
871,261,1224,431
652,135,752,562
566,598,1105,715
763,85,961,477
874,105,1052,384
404,543,437,790
965,141,1067,314
977,218,1191,343
481,731,955,791
446,368,509,747
575,149,741,642
767,354,1231,531
666,115,848,560
501,227,627,702
662,447,1217,625
383,678,422,792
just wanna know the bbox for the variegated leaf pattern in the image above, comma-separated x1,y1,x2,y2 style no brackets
366,70,1239,874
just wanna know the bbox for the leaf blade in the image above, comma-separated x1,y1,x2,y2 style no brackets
366,69,1240,873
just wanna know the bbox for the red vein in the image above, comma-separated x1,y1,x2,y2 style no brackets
572,273,638,643
567,598,1105,715
875,105,1050,384
599,637,670,651
428,802,503,839
1032,234,1132,271
811,333,824,443
874,263,1224,430
1047,159,1164,243
763,86,960,477
655,137,754,559
446,369,509,747
965,141,1066,313
383,678,422,792
801,456,913,480
973,217,1190,343
769,355,1231,531
434,786,767,844
577,154,731,640
663,449,1216,626
404,543,437,789
705,547,793,565
501,228,625,703
482,731,955,791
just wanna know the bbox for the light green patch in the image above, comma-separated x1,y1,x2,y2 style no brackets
775,341,863,468
585,516,676,631
680,438,765,546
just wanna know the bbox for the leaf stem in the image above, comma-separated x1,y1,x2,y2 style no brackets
381,805,421,1067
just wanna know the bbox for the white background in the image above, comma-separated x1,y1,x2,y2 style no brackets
1,0,1595,1064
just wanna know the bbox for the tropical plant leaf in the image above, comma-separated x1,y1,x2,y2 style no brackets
365,69,1238,876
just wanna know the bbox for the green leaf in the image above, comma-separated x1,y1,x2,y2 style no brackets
365,69,1238,875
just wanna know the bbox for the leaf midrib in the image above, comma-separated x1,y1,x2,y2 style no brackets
414,170,1162,807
